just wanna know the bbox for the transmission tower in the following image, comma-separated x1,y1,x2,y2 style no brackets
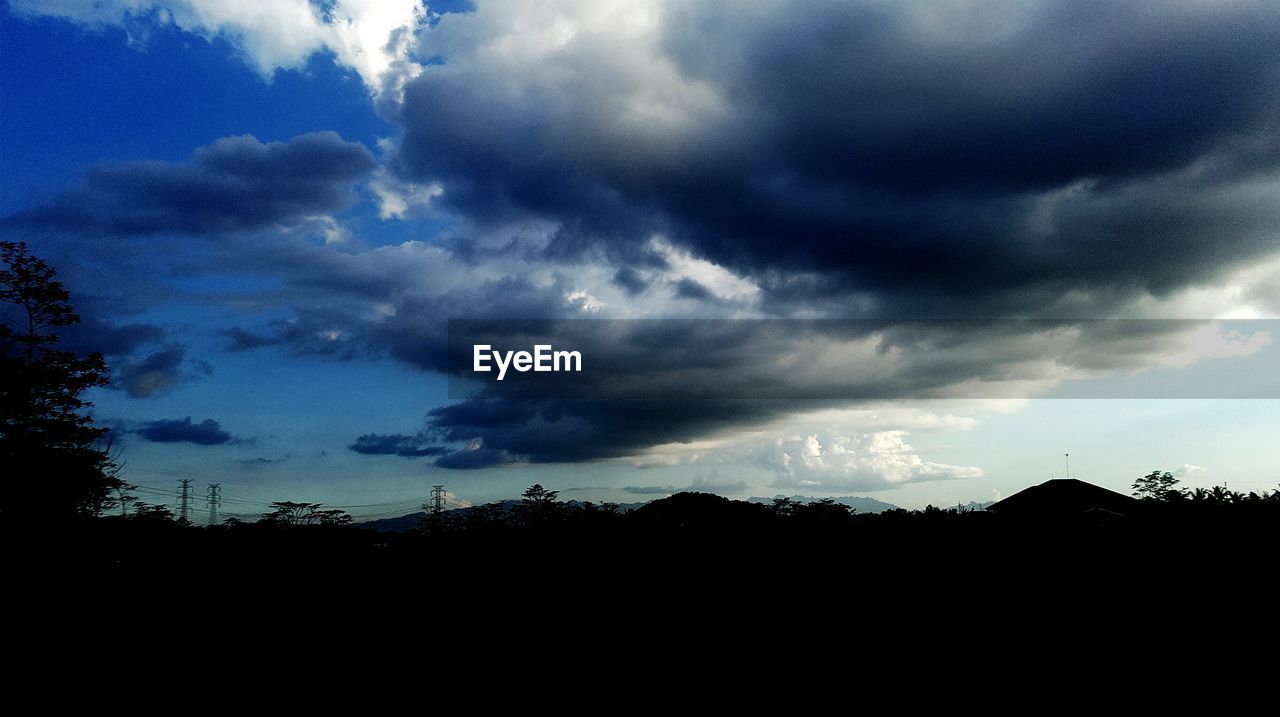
206,483,222,525
429,485,446,515
177,479,193,522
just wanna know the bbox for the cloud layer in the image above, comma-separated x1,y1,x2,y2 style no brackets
389,0,1280,316
767,431,982,493
6,133,375,237
8,1,1280,492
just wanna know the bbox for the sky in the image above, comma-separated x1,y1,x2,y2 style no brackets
2,0,1278,520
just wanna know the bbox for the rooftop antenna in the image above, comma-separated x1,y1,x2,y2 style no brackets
1064,453,1071,480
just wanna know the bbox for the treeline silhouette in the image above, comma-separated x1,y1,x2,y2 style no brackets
19,479,1274,589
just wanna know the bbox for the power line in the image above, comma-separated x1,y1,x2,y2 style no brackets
127,483,450,520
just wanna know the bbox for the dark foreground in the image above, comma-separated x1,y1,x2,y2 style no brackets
10,492,1276,607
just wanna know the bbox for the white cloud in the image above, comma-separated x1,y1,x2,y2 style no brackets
564,289,605,313
1173,464,1207,478
11,0,426,96
648,236,761,303
370,167,444,219
767,430,983,492
621,401,1000,476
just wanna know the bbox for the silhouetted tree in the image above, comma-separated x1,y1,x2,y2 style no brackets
131,502,176,525
111,476,139,517
1,241,119,520
769,496,798,518
1132,470,1180,501
517,483,563,524
463,502,510,530
261,501,352,526
522,484,559,505
794,498,854,522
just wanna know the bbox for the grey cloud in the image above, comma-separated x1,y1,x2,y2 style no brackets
219,268,603,372
672,278,713,302
421,398,794,467
433,447,512,469
58,316,166,358
686,471,748,495
442,319,1256,400
624,474,747,496
20,1,1279,478
136,417,234,445
221,327,280,352
390,316,1271,467
349,433,449,458
116,344,211,398
623,486,676,495
240,456,284,467
390,1,1280,315
611,267,649,296
5,133,375,237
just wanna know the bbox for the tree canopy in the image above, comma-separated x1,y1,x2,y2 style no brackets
1,241,119,519
1132,470,1180,501
260,501,353,527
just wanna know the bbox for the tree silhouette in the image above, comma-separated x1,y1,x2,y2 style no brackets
517,483,562,524
795,497,854,522
1,241,120,519
1132,470,1180,501
261,501,352,526
768,496,798,517
521,484,559,505
131,502,176,525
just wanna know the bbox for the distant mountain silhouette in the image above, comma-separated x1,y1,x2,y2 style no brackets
942,500,995,512
354,499,650,532
747,494,899,513
355,500,518,532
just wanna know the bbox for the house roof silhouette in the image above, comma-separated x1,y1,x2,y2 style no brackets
986,478,1139,518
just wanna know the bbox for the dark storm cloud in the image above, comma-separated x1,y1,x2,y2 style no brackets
444,319,1261,400
220,269,598,372
433,447,511,469
348,433,449,458
136,417,233,445
419,398,795,467
17,0,1275,477
329,1,1280,476
116,344,211,398
611,267,649,296
101,0,1278,471
363,316,1271,467
391,1,1280,314
4,132,375,236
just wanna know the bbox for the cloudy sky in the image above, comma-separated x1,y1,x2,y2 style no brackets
3,0,1278,519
